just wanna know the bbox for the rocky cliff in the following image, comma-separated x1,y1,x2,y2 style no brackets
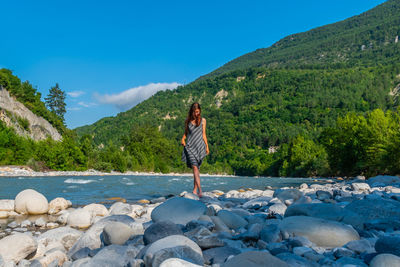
0,87,62,141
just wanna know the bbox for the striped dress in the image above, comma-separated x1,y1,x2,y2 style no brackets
182,119,207,169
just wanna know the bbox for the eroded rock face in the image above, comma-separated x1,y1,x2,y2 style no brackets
0,87,62,141
15,189,49,215
280,216,360,248
216,210,247,230
0,233,38,263
151,197,207,225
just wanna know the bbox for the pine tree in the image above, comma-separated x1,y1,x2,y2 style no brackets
45,83,66,122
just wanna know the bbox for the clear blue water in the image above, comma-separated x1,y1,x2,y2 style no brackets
0,175,318,205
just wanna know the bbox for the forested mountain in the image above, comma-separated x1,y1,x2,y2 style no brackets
203,0,400,78
74,0,400,176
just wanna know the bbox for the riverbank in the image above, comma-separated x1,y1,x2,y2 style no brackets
0,165,236,178
0,175,400,266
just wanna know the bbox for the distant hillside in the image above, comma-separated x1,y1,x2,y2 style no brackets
202,0,400,78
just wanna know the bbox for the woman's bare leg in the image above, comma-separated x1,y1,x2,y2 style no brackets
193,166,202,197
192,166,198,195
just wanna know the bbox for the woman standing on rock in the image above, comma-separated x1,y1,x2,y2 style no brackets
181,102,209,197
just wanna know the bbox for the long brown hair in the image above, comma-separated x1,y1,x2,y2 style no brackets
185,102,202,135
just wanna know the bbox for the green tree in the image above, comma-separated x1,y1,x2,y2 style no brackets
45,83,66,122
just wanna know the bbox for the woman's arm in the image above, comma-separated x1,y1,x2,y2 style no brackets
202,118,209,154
181,133,186,146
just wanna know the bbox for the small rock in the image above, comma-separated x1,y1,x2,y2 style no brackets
83,203,109,217
109,202,132,215
202,246,241,265
375,235,400,256
351,183,370,192
144,221,183,245
217,210,247,230
48,198,71,215
67,209,92,228
159,258,202,267
143,235,204,267
0,200,14,211
268,203,287,216
20,220,31,228
222,251,289,267
35,217,47,227
102,221,135,245
370,253,400,267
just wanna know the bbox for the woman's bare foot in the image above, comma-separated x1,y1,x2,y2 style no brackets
198,191,203,198
192,190,198,196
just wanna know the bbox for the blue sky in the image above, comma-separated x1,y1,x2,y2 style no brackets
0,0,386,129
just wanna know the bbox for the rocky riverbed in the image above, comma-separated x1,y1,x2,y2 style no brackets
1,175,400,266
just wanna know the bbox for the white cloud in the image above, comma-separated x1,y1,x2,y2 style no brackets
94,82,181,111
67,107,82,111
67,90,85,98
78,101,97,108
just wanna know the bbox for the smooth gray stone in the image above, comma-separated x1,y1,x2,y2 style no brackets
370,253,400,267
144,221,183,245
109,202,132,215
70,257,90,267
375,235,400,256
222,251,289,267
365,218,400,231
217,210,247,230
333,256,368,267
260,224,281,243
345,239,375,254
202,246,241,265
276,252,318,267
280,216,360,248
333,247,355,258
68,215,136,256
185,220,215,231
289,236,313,248
274,189,303,202
316,190,332,200
102,221,134,245
87,244,139,267
143,235,203,267
29,260,43,267
151,197,207,225
70,247,91,261
344,198,400,229
284,203,350,221
268,203,287,216
185,226,224,249
367,175,400,186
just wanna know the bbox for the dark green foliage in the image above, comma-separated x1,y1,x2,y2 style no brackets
321,108,400,176
45,83,66,122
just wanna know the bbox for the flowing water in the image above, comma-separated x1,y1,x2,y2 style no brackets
0,175,322,205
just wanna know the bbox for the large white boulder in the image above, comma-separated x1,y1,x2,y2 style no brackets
15,189,49,215
0,233,38,263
